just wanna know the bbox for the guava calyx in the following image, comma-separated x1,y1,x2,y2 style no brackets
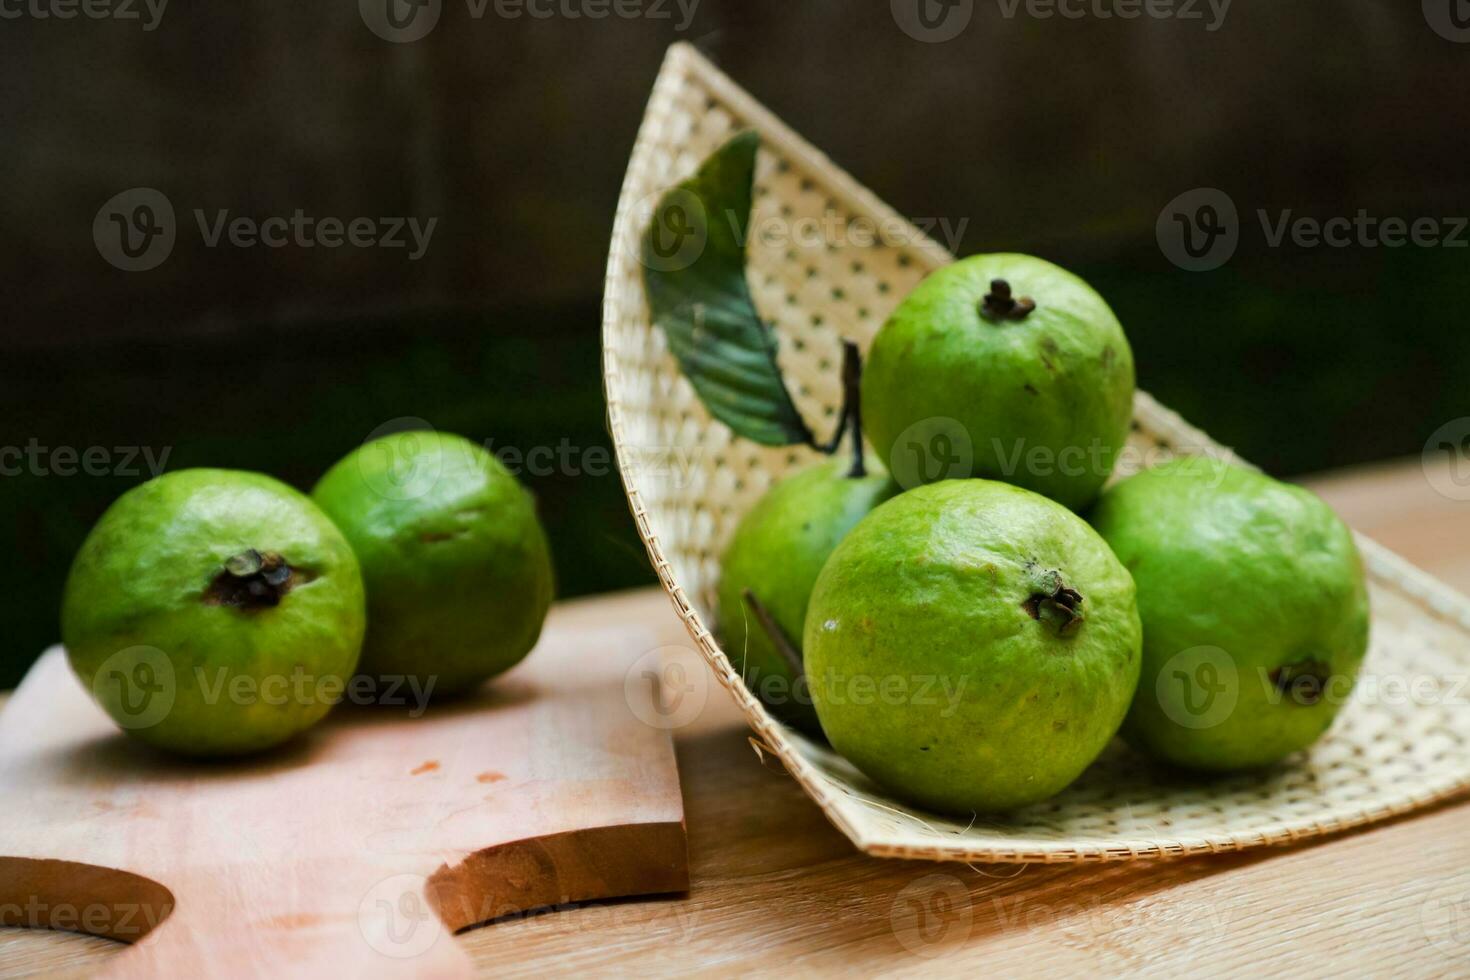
205,549,305,609
1270,659,1331,706
1021,565,1085,636
979,279,1036,323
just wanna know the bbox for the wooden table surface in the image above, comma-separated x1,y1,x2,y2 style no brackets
5,456,1470,977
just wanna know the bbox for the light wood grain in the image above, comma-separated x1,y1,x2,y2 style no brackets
5,459,1470,977
0,612,687,978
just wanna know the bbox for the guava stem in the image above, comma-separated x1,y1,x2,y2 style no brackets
742,587,804,678
841,341,867,478
809,341,868,478
980,279,1036,323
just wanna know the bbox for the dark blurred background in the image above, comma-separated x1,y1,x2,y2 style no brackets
3,1,1468,686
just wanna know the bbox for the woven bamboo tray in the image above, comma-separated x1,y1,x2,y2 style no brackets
602,42,1470,863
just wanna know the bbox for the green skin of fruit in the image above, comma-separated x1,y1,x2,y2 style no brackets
312,431,554,696
61,469,366,757
717,458,897,734
1090,457,1371,771
804,479,1143,815
863,253,1136,511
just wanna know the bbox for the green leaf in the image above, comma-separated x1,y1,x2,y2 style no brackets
641,131,813,448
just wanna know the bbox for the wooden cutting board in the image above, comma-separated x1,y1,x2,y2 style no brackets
0,617,689,978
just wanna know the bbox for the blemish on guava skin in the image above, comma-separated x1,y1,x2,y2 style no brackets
419,529,469,544
410,760,440,776
260,913,324,930
477,771,506,784
1271,661,1331,706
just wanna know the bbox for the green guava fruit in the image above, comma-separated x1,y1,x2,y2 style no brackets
61,469,366,757
862,253,1135,510
803,479,1142,814
717,458,897,733
1090,457,1370,771
311,430,554,696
